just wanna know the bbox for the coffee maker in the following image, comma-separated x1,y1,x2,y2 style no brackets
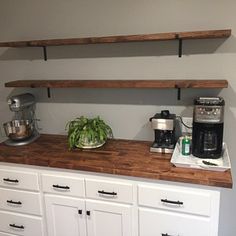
150,110,176,153
192,97,224,159
3,93,40,146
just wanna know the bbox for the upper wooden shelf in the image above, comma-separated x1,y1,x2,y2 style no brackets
0,29,231,47
5,79,228,89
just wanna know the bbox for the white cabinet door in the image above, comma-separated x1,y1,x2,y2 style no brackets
44,195,87,236
86,200,132,236
139,208,211,236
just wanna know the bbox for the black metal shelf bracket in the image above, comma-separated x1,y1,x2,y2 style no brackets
178,38,183,58
177,87,181,100
175,34,183,57
43,46,47,61
47,88,51,98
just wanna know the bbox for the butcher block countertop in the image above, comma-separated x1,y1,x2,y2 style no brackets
0,134,232,188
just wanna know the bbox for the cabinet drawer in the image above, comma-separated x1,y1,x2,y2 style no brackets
0,169,39,191
86,179,133,204
0,232,17,236
42,174,85,197
0,211,43,236
138,184,211,216
0,232,16,236
0,188,42,216
139,208,210,236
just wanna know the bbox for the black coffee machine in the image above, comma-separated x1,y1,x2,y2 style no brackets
192,97,224,159
150,110,176,153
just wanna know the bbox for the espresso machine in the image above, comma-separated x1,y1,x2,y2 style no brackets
192,97,224,159
3,93,40,146
150,110,176,153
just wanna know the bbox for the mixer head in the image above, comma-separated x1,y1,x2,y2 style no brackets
8,93,35,112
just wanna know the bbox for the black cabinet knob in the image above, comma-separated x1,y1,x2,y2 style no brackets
9,224,24,229
3,178,19,183
52,184,70,190
7,200,22,205
161,198,183,205
98,190,117,196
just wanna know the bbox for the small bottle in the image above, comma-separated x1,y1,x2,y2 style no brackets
182,136,190,156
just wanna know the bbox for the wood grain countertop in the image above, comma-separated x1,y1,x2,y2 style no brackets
0,134,232,188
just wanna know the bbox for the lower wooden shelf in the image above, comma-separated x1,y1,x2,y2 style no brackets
5,79,228,99
5,79,228,89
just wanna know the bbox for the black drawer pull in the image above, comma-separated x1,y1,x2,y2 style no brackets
7,200,22,205
78,209,82,215
161,199,183,205
52,184,70,190
98,190,117,196
86,210,90,216
3,178,19,183
9,224,24,229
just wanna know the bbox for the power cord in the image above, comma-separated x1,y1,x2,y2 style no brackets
176,116,193,129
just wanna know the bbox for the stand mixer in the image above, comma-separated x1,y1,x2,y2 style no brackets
3,93,40,146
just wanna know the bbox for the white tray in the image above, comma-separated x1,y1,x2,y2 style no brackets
171,142,231,172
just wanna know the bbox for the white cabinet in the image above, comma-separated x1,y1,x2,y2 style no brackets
42,174,85,198
138,184,212,216
0,232,18,236
85,179,133,204
0,167,44,236
139,208,211,236
0,164,221,236
0,188,42,215
86,200,132,236
43,174,133,236
0,169,39,191
44,195,132,236
138,183,220,236
44,195,86,236
0,211,43,236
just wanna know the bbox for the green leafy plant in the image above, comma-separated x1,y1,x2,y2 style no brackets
66,116,113,150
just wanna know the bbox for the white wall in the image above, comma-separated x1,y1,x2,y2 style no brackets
0,1,236,235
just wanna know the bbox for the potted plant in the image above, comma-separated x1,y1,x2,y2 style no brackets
66,116,113,150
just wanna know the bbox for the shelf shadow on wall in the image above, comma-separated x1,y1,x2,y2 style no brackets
0,38,234,60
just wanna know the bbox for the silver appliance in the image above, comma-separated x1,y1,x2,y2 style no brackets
150,110,176,153
3,93,40,146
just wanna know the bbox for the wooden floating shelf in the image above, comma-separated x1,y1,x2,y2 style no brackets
0,29,231,47
6,79,228,100
5,79,228,89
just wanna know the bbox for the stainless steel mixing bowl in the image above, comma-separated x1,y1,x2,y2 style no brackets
3,120,34,140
